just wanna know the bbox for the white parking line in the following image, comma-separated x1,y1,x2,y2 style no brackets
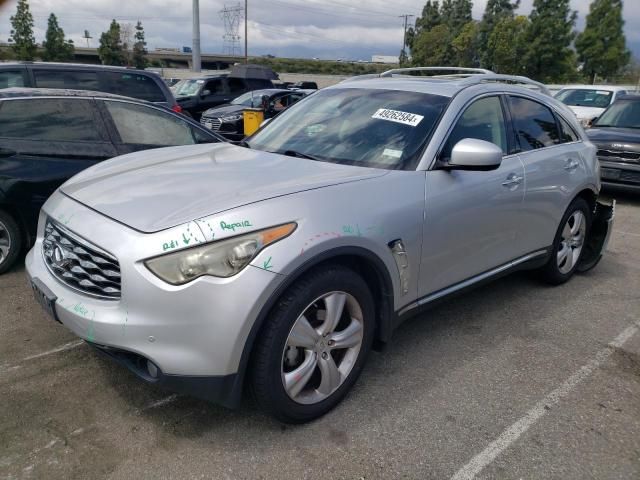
0,340,84,374
141,394,179,411
450,321,640,480
22,340,85,361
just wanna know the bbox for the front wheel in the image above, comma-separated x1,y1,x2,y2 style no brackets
539,197,591,285
250,265,375,423
0,210,21,275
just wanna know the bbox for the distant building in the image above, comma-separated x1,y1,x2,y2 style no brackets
372,55,399,64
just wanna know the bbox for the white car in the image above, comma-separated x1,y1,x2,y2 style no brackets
555,85,630,127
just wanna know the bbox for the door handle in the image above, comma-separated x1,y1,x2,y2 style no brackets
502,173,523,188
564,158,580,171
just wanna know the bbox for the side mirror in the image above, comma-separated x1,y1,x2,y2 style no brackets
448,138,503,171
261,95,270,111
259,118,272,128
587,116,599,128
201,89,211,97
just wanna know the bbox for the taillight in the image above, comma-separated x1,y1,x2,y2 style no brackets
172,104,183,114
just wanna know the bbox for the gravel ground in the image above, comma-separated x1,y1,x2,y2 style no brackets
1,191,639,480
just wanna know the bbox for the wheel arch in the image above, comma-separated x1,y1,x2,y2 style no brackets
225,246,396,408
575,187,598,214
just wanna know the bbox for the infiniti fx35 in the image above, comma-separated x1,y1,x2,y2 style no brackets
27,72,613,423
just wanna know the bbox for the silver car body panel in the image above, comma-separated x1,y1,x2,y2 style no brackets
26,76,602,392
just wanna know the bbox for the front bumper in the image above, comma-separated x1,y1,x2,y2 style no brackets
25,191,285,404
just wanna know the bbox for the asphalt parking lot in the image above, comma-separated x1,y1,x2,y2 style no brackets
1,191,639,480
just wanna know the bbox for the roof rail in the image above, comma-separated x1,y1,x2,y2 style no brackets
380,66,494,77
457,74,552,96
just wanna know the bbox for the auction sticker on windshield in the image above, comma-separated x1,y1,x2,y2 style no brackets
372,108,424,127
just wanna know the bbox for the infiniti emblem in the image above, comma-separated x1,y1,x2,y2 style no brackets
51,243,71,269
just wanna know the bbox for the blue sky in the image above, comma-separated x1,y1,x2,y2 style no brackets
0,0,638,61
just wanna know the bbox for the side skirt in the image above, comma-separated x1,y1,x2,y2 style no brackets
394,248,551,327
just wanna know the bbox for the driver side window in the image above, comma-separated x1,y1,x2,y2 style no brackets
441,96,507,160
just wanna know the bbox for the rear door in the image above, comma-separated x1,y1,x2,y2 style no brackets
98,99,220,155
506,95,585,253
420,95,526,297
31,68,101,91
198,78,231,113
0,97,116,235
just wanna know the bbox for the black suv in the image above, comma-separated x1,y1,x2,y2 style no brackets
0,88,224,274
586,94,640,191
171,74,275,120
0,62,182,113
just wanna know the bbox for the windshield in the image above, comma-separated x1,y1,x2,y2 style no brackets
171,79,203,97
247,87,449,170
555,89,613,108
231,91,263,107
594,100,640,129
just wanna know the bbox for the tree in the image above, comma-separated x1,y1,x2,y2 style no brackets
406,0,442,52
487,15,529,74
449,0,473,36
9,0,36,60
132,21,148,69
411,24,454,66
452,21,479,67
42,13,74,62
524,0,577,82
478,0,520,69
575,0,630,83
98,20,126,66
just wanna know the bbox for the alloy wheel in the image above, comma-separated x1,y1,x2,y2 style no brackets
0,219,11,265
281,291,364,405
557,210,586,274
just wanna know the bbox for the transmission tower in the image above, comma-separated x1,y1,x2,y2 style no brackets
219,3,244,56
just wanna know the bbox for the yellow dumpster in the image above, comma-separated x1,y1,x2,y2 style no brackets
243,108,265,136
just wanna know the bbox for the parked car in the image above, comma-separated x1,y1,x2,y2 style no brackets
586,94,640,191
290,81,318,90
555,85,630,127
0,88,224,274
26,69,613,423
172,65,279,120
200,88,312,140
0,62,181,113
171,75,276,120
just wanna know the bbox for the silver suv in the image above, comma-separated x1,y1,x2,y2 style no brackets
26,68,614,423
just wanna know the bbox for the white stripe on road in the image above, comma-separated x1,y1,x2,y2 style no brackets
141,394,179,411
451,321,640,480
22,340,84,361
0,340,84,374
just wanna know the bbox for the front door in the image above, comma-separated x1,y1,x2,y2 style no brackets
419,95,526,297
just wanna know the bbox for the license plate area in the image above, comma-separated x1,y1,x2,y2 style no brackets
601,168,620,180
30,278,60,323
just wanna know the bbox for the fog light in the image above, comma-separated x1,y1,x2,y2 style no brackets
147,360,159,378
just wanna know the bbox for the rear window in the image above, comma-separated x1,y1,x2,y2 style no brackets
0,70,25,88
0,98,102,142
555,89,613,109
33,69,100,91
508,96,560,151
246,79,273,90
100,72,166,102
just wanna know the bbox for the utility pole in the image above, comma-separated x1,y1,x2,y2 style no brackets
192,0,202,72
244,0,248,63
399,14,414,63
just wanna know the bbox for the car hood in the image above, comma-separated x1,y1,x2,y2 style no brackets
569,105,605,120
202,104,243,117
61,143,387,233
587,127,640,146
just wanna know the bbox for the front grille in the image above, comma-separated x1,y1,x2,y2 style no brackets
42,219,121,299
619,170,640,183
201,116,222,131
597,149,640,164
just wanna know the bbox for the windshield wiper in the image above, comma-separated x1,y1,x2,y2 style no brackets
281,149,321,160
237,140,251,148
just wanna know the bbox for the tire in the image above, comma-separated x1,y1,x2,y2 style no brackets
250,265,375,423
539,197,591,285
0,210,22,275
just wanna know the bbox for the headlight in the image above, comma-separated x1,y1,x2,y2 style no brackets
221,114,243,122
145,223,296,285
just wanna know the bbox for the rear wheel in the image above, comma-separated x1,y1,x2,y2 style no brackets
539,198,591,285
250,265,375,423
0,210,21,274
